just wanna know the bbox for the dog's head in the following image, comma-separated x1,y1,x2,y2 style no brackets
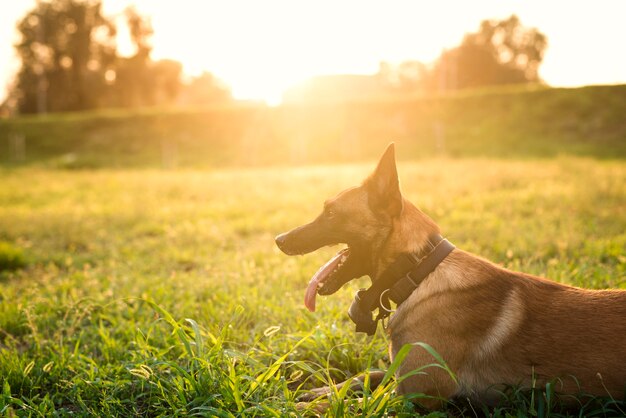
276,143,419,311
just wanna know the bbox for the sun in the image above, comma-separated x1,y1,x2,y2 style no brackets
116,1,453,105
101,0,626,106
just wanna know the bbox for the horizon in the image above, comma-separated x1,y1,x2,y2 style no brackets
2,0,626,105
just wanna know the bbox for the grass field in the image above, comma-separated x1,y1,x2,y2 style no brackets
0,156,624,416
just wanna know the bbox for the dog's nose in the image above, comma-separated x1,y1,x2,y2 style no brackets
275,232,288,249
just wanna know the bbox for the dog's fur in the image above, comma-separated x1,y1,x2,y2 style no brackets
275,144,626,409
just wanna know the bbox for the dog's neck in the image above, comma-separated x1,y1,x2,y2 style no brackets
373,200,440,280
348,203,453,335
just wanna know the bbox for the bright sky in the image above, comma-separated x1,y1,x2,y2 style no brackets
1,0,626,105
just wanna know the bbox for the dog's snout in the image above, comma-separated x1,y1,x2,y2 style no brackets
275,222,329,256
275,232,288,249
275,231,301,255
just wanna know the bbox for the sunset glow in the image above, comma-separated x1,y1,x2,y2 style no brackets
107,0,626,104
2,0,626,104
125,1,460,104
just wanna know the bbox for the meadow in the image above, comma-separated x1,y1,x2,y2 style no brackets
0,156,625,416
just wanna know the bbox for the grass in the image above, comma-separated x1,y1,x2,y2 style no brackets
0,241,27,274
0,157,624,416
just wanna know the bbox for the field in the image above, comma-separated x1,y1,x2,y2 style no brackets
1,156,625,416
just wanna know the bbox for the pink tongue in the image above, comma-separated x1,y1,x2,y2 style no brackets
304,250,346,312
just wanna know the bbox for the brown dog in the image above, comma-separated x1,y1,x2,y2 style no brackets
275,144,626,409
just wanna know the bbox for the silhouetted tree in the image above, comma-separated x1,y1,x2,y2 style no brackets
111,6,156,107
177,72,232,106
152,59,184,104
432,15,547,90
377,15,548,95
14,0,116,113
11,2,184,113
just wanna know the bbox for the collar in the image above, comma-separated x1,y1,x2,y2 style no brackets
348,234,455,335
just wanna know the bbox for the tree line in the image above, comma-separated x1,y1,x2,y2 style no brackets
3,1,547,115
379,15,547,94
4,0,231,115
283,15,547,104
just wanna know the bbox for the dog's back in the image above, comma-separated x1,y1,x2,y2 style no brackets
390,248,626,403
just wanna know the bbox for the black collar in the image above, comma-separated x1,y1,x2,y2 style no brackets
348,234,455,335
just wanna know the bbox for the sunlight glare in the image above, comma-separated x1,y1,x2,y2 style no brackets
109,0,457,104
100,0,626,105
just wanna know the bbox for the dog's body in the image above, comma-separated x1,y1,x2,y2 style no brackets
275,144,626,408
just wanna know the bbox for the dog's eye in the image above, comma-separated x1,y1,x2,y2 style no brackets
324,207,335,218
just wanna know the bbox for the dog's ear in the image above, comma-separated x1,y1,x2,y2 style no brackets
365,143,403,218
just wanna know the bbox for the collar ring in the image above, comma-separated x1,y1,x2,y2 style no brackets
379,288,395,314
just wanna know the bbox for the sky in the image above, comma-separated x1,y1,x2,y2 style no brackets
1,0,626,105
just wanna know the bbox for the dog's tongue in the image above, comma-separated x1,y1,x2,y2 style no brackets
304,249,348,312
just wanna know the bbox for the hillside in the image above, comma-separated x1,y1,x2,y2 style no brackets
1,84,625,168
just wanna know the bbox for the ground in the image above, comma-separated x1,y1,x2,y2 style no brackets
0,157,625,416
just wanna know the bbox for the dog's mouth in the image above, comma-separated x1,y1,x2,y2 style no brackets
304,246,365,312
275,228,369,312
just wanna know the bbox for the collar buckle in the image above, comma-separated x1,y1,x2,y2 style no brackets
387,271,420,305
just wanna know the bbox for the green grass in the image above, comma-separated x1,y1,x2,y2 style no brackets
1,84,626,169
0,157,625,416
0,241,27,274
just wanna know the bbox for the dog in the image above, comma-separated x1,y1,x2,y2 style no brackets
275,143,626,410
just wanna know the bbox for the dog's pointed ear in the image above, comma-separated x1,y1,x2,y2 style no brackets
365,143,403,218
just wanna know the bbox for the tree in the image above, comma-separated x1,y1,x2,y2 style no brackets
177,72,232,106
11,2,184,114
376,15,547,96
110,6,156,107
14,0,116,113
152,59,184,104
432,15,548,91
110,9,184,107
